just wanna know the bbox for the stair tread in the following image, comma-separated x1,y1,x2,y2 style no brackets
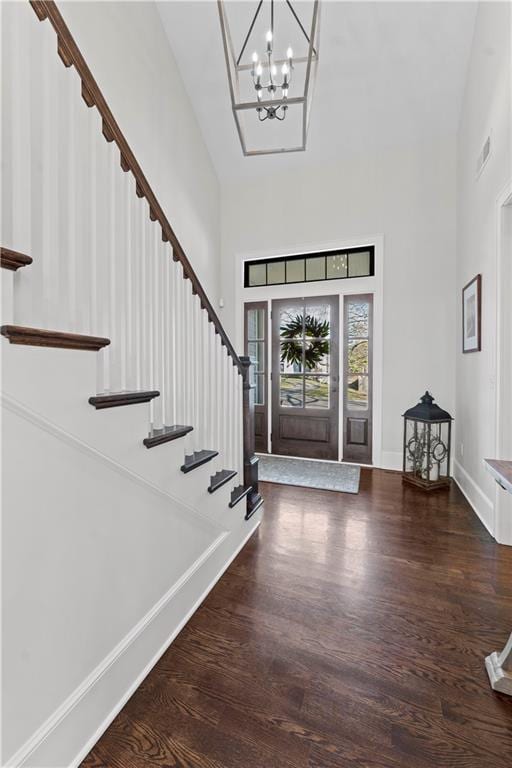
144,424,193,448
89,390,160,409
245,495,264,520
1,247,33,271
208,469,237,494
181,449,219,474
229,484,253,508
1,325,110,351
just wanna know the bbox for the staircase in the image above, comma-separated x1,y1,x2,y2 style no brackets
1,3,262,766
1,0,262,520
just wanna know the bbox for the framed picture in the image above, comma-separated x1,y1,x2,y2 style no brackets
462,274,481,353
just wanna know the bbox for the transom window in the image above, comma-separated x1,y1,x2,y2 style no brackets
244,246,375,288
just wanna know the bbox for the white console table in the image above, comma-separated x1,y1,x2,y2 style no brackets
484,459,512,695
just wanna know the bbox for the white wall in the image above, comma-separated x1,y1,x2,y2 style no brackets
454,1,512,541
59,0,222,302
221,137,457,468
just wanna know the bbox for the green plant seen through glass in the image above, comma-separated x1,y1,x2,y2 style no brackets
280,313,329,370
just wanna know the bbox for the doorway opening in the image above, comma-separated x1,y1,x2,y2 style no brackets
495,186,512,543
272,295,340,460
244,291,374,464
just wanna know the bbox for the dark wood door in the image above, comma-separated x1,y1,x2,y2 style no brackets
343,294,373,463
271,296,339,460
244,301,268,453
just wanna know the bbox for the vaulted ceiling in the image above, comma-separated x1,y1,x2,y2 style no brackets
157,1,477,182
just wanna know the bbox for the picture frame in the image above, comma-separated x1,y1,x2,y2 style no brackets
462,274,482,353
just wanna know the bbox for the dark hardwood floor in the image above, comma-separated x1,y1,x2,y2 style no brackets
81,471,512,768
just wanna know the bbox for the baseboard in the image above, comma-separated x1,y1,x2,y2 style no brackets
8,517,261,768
379,451,402,472
453,458,495,538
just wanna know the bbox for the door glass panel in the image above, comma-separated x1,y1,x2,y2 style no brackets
347,374,368,410
267,260,285,285
306,256,326,282
305,340,329,373
248,341,264,372
280,341,304,373
348,339,369,374
280,375,303,407
286,259,305,283
246,304,267,413
247,308,265,339
305,376,329,408
248,263,266,286
255,374,265,406
348,251,370,277
347,302,369,337
280,307,303,338
326,253,348,278
305,303,330,339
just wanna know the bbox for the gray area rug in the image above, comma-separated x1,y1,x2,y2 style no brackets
258,455,360,494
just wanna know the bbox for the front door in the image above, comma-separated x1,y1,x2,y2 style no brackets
271,296,339,460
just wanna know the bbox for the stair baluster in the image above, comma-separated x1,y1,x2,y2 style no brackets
174,262,184,430
140,200,151,399
163,254,174,428
131,176,143,394
42,19,59,331
192,294,201,454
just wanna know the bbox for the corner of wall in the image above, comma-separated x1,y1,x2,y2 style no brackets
453,458,495,537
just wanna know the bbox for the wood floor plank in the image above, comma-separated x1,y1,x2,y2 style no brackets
81,472,512,768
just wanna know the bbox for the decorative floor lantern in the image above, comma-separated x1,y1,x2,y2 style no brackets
402,392,453,491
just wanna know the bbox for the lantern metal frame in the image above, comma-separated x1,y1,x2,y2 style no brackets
402,392,453,492
217,0,320,156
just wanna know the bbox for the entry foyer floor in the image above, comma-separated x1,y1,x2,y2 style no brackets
82,471,512,768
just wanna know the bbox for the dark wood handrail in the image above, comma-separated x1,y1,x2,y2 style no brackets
29,0,243,373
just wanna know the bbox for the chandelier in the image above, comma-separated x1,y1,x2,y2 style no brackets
218,0,320,156
249,4,293,122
